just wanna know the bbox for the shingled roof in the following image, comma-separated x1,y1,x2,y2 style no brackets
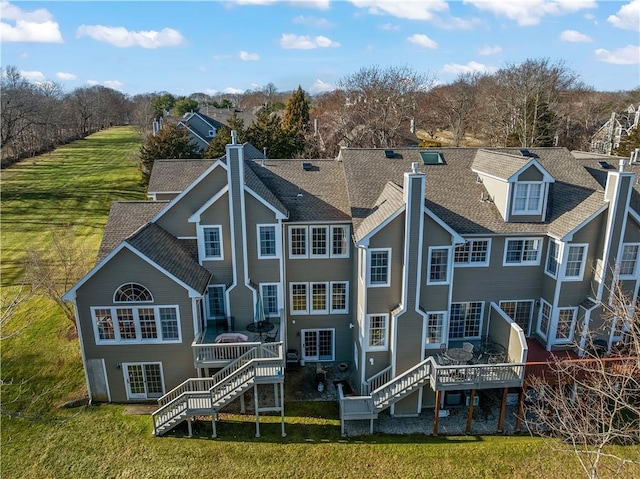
247,159,351,222
354,181,405,242
148,159,214,194
125,223,211,294
98,201,168,261
339,147,608,237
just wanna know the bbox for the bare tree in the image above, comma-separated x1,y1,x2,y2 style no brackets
0,281,40,341
24,227,91,328
524,282,640,479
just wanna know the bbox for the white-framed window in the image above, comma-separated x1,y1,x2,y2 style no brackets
301,329,334,361
289,226,308,258
454,239,490,267
499,300,534,335
198,225,223,261
330,281,349,314
545,240,561,278
114,283,153,303
620,243,639,277
207,129,216,138
311,282,328,314
555,307,577,342
257,224,279,259
537,299,552,340
311,226,329,258
260,283,280,317
448,302,483,339
425,312,445,346
564,244,588,280
504,238,542,265
368,248,391,287
331,225,350,258
290,282,308,315
207,285,225,319
512,182,543,215
91,305,181,344
366,314,389,351
123,362,165,400
428,247,450,284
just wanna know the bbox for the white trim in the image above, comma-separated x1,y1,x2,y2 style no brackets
503,237,543,266
206,284,226,319
310,225,330,259
365,313,389,351
288,225,308,259
498,299,535,337
330,225,350,258
427,246,451,285
177,121,208,147
150,159,226,223
122,362,165,400
425,208,465,245
511,181,544,216
310,282,329,314
70,299,94,403
562,243,588,282
260,283,281,317
508,158,555,183
197,225,224,262
561,204,609,242
553,307,578,343
101,358,111,403
453,238,491,267
536,298,552,340
619,242,640,278
289,282,309,315
424,311,447,348
245,186,288,220
256,224,281,259
91,305,182,345
62,242,206,301
544,238,562,279
448,301,484,340
300,328,335,361
112,282,154,303
188,185,229,223
355,205,405,247
367,247,392,287
329,281,349,314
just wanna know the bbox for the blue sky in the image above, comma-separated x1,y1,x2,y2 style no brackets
1,0,638,96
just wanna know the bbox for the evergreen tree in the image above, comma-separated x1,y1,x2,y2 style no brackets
282,86,310,131
204,113,247,159
139,123,201,178
246,109,296,158
614,127,640,158
173,97,199,116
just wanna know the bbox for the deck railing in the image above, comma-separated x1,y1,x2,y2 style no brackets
524,356,638,385
192,342,262,368
363,366,392,395
431,362,525,389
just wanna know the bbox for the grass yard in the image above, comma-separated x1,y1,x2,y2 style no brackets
1,127,636,478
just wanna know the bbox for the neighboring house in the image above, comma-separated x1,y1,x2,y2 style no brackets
63,139,640,436
176,111,227,153
590,104,640,155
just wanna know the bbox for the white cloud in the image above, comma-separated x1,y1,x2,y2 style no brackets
309,79,335,94
223,87,245,94
464,0,597,26
292,15,333,28
239,50,259,61
0,2,62,43
279,33,339,49
478,45,502,55
76,25,185,49
290,0,331,9
104,80,124,90
560,29,592,42
442,61,498,75
438,16,480,30
608,0,640,31
407,34,438,49
349,0,449,21
595,45,640,65
205,88,219,95
86,80,99,86
380,23,400,31
19,70,45,82
56,72,77,81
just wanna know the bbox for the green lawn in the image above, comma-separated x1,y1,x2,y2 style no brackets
0,127,636,478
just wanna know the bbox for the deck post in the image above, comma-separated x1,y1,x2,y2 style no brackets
497,387,508,432
515,381,527,431
187,416,193,437
466,389,476,434
254,384,261,438
280,382,286,437
211,411,217,438
433,390,441,435
274,383,279,408
240,392,246,414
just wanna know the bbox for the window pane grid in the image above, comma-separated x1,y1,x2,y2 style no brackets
331,283,347,312
311,227,327,256
429,248,448,282
620,244,638,275
144,364,164,396
292,284,307,312
370,251,389,284
540,303,551,338
208,286,225,318
556,309,575,339
114,283,152,302
261,285,279,315
311,283,327,312
546,241,559,275
332,226,347,256
449,302,482,339
138,308,157,339
290,227,307,256
95,308,115,340
506,239,540,264
368,315,387,348
204,227,221,257
259,226,276,257
117,308,136,340
565,246,584,277
426,312,444,344
514,183,542,213
159,308,179,340
500,300,533,332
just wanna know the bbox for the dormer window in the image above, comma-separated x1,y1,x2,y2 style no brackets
512,182,543,215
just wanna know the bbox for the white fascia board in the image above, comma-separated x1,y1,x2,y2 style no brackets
192,112,217,131
628,206,640,227
355,205,405,247
506,159,555,183
245,186,288,220
561,203,609,242
188,185,229,223
471,169,509,183
425,208,465,245
151,159,226,223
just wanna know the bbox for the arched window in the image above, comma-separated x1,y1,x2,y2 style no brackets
114,283,153,303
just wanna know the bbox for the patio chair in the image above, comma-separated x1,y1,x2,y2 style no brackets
462,342,474,354
264,327,278,343
439,343,447,354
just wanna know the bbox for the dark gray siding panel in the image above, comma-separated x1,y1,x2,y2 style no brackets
367,214,404,313
200,191,233,284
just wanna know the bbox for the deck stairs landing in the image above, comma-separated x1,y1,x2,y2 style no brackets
152,343,284,436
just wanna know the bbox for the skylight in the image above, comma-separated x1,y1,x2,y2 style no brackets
420,151,444,165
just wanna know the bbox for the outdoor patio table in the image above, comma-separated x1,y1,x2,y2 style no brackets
445,348,473,364
246,320,274,339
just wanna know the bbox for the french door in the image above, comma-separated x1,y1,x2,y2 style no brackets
301,329,334,361
123,363,164,399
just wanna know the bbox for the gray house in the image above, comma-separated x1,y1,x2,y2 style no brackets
63,139,640,435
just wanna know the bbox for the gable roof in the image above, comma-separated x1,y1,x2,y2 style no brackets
354,181,405,243
472,149,554,182
339,147,607,237
148,159,214,194
247,158,351,222
98,201,168,261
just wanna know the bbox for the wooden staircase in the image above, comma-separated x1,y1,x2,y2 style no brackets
152,343,284,436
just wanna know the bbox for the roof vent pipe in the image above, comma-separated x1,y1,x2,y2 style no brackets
231,130,237,145
619,157,626,172
411,162,419,173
